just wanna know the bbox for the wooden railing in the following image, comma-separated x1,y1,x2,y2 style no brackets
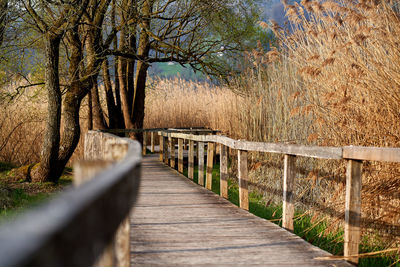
0,131,141,267
155,130,400,265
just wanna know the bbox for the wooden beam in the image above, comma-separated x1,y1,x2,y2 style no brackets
163,136,169,165
198,142,205,186
159,134,163,162
142,132,147,155
188,140,194,180
238,150,249,210
282,155,296,232
220,144,228,199
169,133,342,160
150,132,155,153
170,137,175,169
178,138,184,173
344,159,362,265
343,146,400,162
206,142,215,190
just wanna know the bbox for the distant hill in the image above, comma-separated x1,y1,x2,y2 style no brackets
148,62,208,81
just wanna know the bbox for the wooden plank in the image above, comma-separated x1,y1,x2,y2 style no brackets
206,142,215,190
169,133,342,160
282,155,296,232
163,136,169,165
234,141,342,159
159,134,163,162
142,132,147,155
198,142,205,186
170,137,175,169
220,144,228,199
344,159,362,265
343,146,400,162
188,140,194,180
132,155,353,267
150,132,155,153
238,150,249,210
178,138,184,173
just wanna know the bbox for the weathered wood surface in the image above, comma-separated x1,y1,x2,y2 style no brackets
343,146,400,162
188,140,194,179
238,150,249,210
198,141,205,186
0,131,141,267
169,137,175,169
131,155,352,266
178,138,184,173
168,133,342,159
220,144,228,199
142,132,147,155
151,132,155,152
206,142,214,190
283,155,296,232
344,159,362,265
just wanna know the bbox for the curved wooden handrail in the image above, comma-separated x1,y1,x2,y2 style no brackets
0,131,141,267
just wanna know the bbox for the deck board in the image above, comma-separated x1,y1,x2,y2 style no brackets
130,155,352,266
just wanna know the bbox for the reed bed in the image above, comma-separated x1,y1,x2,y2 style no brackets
144,0,400,255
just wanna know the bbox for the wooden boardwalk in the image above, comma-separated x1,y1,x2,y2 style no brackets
130,155,352,266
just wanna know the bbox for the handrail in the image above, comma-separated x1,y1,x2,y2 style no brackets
155,129,400,265
165,133,342,159
0,131,141,267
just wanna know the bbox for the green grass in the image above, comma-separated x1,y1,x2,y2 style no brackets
0,163,73,220
179,156,399,266
0,189,49,219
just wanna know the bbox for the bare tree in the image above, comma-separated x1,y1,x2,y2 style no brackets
24,0,89,182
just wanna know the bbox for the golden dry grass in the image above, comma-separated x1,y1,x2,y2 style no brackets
143,0,400,249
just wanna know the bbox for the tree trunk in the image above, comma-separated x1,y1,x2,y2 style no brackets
91,80,107,130
118,27,134,129
55,27,85,179
132,0,152,143
88,91,93,130
102,60,117,129
31,34,62,182
56,90,83,178
111,0,125,129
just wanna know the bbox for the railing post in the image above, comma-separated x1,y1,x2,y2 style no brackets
238,150,249,210
198,141,205,186
103,140,131,267
220,144,228,199
178,138,184,173
76,138,131,267
188,140,194,179
74,161,115,267
151,131,155,153
159,134,163,162
283,154,296,232
344,159,362,265
142,132,147,155
170,137,175,169
163,135,169,165
206,142,215,190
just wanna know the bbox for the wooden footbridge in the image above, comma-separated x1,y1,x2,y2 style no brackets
1,128,399,266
